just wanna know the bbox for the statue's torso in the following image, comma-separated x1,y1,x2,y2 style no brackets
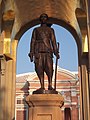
34,26,53,53
35,26,51,40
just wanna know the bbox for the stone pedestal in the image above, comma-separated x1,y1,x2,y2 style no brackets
26,94,64,120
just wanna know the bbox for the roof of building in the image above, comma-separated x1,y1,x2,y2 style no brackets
16,66,78,83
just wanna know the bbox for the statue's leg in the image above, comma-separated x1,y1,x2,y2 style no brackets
35,54,44,89
45,54,53,90
36,71,44,89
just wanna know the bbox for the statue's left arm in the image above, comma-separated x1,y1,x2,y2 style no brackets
51,28,60,59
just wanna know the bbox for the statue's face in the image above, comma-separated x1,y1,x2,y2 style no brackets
40,14,48,23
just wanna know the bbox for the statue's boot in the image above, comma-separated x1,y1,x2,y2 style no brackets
48,85,54,90
48,77,54,90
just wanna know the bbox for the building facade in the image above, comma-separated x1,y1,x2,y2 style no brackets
15,67,79,120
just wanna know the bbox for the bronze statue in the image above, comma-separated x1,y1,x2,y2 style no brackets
28,13,60,94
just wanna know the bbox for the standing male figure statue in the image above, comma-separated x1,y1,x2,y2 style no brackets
28,13,60,93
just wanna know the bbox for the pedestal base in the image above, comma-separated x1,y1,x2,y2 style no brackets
33,89,58,94
26,94,64,120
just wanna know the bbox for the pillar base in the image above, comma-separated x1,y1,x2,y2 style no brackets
26,94,64,120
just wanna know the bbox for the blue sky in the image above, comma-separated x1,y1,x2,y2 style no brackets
16,24,78,74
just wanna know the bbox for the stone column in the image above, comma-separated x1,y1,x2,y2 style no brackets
78,66,83,120
0,55,15,120
87,0,90,120
26,94,64,120
0,55,6,120
80,53,88,120
86,0,90,119
11,40,18,119
0,30,18,120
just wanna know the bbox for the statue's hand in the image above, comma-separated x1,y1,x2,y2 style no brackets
28,52,33,62
54,51,60,59
56,53,60,59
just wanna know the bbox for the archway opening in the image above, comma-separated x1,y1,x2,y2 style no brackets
17,24,78,74
16,23,79,120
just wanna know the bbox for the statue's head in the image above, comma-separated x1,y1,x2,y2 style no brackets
40,13,48,23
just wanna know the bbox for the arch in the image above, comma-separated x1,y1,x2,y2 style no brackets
15,18,82,66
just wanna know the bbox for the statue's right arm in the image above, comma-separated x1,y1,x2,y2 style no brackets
51,28,60,59
29,29,36,62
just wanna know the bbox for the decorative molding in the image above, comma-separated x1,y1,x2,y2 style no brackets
0,56,5,75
